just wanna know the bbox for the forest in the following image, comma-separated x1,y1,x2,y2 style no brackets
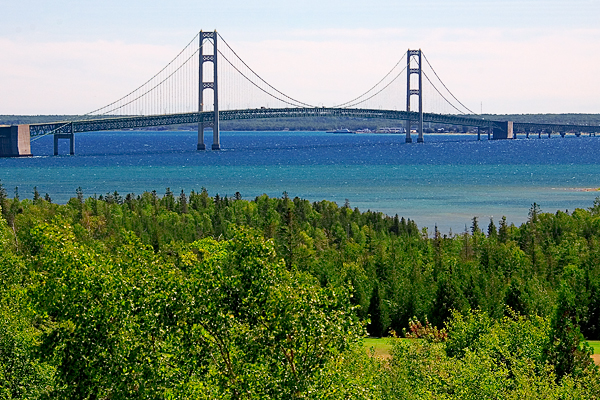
1,182,599,398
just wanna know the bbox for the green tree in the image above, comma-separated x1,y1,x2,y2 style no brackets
487,217,497,238
545,265,595,380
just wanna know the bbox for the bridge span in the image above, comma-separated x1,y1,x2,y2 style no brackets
3,31,599,157
2,107,599,157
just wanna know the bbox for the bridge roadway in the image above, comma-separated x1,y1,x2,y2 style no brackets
1,107,598,157
28,107,507,137
28,107,600,136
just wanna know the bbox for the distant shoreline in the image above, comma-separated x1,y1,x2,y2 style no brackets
570,188,600,192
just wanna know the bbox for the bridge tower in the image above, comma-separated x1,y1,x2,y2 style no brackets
405,49,424,143
198,30,220,150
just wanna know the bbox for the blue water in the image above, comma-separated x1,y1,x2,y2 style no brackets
1,130,599,233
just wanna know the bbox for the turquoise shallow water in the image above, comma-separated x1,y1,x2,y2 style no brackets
1,130,599,233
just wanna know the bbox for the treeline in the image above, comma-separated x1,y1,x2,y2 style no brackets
2,186,600,339
1,183,600,398
482,113,600,126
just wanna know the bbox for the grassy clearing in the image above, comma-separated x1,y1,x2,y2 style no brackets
588,340,600,355
365,338,600,363
363,338,398,358
363,338,393,358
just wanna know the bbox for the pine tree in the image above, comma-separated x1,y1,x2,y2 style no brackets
471,216,480,235
76,187,84,204
545,266,594,380
179,190,188,214
499,216,508,243
367,284,384,337
33,186,41,203
487,217,497,238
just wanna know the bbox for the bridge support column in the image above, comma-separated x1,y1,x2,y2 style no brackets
54,124,74,156
477,127,480,141
197,127,206,150
0,124,31,157
491,121,513,140
198,30,220,151
53,134,74,155
406,49,423,143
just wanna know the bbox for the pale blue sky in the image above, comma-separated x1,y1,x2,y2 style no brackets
1,0,599,114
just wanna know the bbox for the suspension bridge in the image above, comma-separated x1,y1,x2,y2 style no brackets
1,30,598,157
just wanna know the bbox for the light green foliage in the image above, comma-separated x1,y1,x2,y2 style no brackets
173,231,364,398
0,294,55,400
25,223,363,399
385,310,600,399
2,191,600,397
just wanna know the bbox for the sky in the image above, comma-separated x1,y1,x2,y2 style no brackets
1,0,599,115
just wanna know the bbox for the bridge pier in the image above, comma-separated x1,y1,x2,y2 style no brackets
54,123,74,155
0,124,32,157
491,121,513,140
197,128,206,150
561,132,565,138
477,127,480,141
212,121,220,150
53,134,74,155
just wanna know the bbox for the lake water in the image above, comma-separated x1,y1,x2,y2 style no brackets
1,130,599,234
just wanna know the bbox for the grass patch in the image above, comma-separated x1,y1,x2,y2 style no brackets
365,338,600,359
363,338,398,358
364,338,600,364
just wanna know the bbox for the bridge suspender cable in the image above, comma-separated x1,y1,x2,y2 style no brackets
422,52,476,115
422,72,468,115
340,64,409,109
333,52,407,108
217,33,316,108
84,32,201,117
216,50,310,108
91,50,199,116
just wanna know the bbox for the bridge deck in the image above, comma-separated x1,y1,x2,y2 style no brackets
28,107,600,137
